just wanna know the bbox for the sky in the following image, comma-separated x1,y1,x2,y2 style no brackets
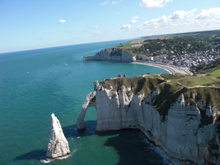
0,0,220,53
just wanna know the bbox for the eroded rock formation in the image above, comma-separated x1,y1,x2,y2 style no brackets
46,113,70,160
77,75,220,165
83,48,136,62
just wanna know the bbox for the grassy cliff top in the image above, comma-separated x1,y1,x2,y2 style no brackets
100,73,220,92
100,74,165,95
99,73,220,122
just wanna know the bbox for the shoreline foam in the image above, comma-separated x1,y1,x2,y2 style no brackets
40,155,71,164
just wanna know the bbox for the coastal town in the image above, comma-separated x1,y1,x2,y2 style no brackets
138,49,220,74
121,31,220,74
139,48,220,67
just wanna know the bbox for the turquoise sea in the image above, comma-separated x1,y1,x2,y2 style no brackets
0,40,169,165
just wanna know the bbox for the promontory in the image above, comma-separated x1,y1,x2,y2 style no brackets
77,73,220,165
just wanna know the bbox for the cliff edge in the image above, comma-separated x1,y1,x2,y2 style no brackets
83,48,136,62
77,74,220,165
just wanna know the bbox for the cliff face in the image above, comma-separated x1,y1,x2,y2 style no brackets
77,75,220,165
83,48,136,62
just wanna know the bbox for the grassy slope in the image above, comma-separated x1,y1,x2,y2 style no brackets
112,29,220,57
210,69,220,77
188,77,215,85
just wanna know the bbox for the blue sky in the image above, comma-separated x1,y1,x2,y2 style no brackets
0,0,220,53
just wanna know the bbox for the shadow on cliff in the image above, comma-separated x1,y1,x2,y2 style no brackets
98,129,166,165
15,120,97,161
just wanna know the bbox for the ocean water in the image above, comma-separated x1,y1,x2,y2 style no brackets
0,40,169,165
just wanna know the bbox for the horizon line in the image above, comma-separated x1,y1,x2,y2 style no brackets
1,29,219,54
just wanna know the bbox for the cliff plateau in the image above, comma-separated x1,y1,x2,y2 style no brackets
77,74,220,165
83,48,136,62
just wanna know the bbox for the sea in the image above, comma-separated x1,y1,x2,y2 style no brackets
0,40,170,165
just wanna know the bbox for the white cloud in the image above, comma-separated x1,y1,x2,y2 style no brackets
121,15,140,30
132,16,140,20
130,16,140,24
196,7,220,19
140,9,197,29
121,16,140,30
121,24,132,30
95,26,99,29
100,1,108,5
139,0,173,9
100,0,123,5
58,19,67,23
138,7,220,34
170,9,197,19
141,15,171,29
130,20,138,24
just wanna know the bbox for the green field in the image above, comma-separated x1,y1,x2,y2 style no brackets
189,77,215,85
210,69,220,77
113,41,146,48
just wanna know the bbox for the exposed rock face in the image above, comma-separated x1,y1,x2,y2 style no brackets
46,113,70,160
83,48,136,62
77,91,96,130
77,77,220,165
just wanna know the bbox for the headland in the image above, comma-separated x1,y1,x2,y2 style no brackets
78,30,220,164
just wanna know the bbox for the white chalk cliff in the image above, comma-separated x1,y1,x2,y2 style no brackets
83,48,136,62
46,113,70,160
77,76,220,165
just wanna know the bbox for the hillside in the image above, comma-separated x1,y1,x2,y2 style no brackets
113,30,220,57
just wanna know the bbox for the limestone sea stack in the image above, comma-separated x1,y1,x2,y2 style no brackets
46,113,70,160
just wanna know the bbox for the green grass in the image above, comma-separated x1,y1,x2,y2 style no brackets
178,79,197,86
160,73,186,80
113,41,133,48
189,77,215,85
100,76,164,95
210,69,220,77
113,41,146,48
120,41,132,47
